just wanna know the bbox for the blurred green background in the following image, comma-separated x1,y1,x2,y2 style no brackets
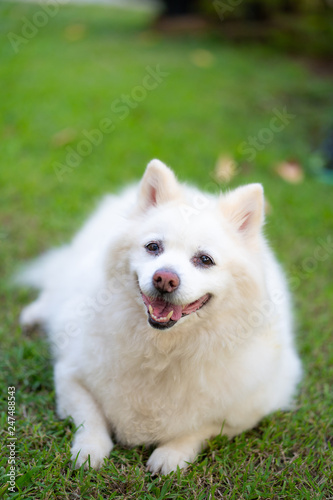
1,1,332,498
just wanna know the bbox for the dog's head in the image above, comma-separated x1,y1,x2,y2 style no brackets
128,160,266,331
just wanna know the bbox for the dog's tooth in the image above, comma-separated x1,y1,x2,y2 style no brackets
166,310,173,321
148,307,173,323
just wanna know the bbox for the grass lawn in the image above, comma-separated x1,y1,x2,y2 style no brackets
1,3,333,499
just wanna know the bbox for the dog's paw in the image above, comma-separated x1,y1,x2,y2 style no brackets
20,301,44,331
146,445,194,475
71,432,113,470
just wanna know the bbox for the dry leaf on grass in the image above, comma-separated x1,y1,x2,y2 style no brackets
190,49,214,68
64,24,87,42
275,160,304,184
214,155,238,183
51,128,78,148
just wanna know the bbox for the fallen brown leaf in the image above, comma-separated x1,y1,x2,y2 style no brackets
190,49,214,68
214,155,238,183
275,160,304,184
51,128,77,148
64,24,86,42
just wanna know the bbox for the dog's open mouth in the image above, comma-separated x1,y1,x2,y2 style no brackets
141,292,211,330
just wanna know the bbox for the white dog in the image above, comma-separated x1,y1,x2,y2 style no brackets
18,160,302,474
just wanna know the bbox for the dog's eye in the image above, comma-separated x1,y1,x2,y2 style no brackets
145,242,161,254
192,254,215,268
199,255,215,266
200,255,214,266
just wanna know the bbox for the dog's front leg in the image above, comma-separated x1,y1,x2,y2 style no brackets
54,362,113,469
146,424,221,475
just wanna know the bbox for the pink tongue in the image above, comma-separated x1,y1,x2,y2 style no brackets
150,297,183,321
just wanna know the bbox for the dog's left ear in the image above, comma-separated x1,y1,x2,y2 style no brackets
138,159,182,211
221,183,264,239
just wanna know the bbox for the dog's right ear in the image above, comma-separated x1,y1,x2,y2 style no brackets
138,159,182,211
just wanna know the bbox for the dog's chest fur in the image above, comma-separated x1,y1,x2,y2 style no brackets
82,321,268,446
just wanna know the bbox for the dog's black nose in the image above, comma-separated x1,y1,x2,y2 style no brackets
153,269,180,293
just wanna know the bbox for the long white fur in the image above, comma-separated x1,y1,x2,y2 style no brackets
18,159,302,474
